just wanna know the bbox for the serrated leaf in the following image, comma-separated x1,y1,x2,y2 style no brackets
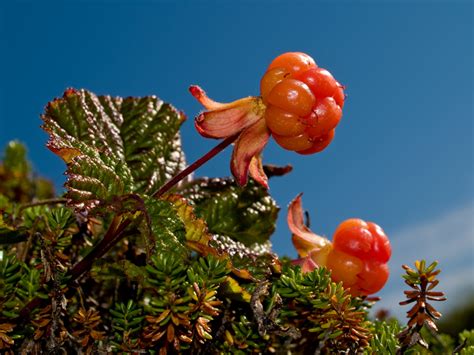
179,178,279,246
163,194,216,254
142,196,186,254
42,88,186,213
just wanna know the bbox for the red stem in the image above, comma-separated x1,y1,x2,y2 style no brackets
67,216,131,281
152,133,238,198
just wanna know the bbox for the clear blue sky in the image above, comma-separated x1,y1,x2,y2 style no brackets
1,1,472,317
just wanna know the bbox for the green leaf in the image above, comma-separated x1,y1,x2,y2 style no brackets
142,196,187,254
164,194,215,254
42,88,186,212
110,300,144,338
0,253,23,306
179,178,279,246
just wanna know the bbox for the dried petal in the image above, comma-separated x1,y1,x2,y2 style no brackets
428,279,439,290
426,303,442,319
179,334,193,343
288,194,332,258
248,154,268,188
0,333,14,346
292,256,318,273
152,330,166,342
192,86,264,139
230,119,270,186
190,85,227,110
404,290,420,297
0,324,14,332
427,295,447,301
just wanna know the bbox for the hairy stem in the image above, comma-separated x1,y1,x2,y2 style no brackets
152,133,238,198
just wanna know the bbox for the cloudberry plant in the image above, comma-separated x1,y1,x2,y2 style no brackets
190,51,345,188
288,194,391,296
1,52,466,354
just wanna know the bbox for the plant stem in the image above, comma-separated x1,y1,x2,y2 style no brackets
67,216,131,281
152,133,239,198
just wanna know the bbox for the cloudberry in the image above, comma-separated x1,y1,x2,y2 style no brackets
261,52,345,154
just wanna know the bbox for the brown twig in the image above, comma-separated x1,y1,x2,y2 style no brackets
18,198,68,213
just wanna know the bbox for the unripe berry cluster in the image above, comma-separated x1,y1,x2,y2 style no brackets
260,52,345,154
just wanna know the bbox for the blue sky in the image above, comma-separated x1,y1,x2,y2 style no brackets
1,1,472,318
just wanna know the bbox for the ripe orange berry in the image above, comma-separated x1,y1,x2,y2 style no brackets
261,52,345,155
333,220,391,263
288,196,391,296
267,79,315,117
326,248,364,287
264,105,305,137
260,67,289,103
295,67,339,99
303,97,342,138
296,129,335,155
366,222,391,263
327,219,392,296
333,218,368,236
334,83,345,108
357,261,389,295
273,132,313,151
267,52,317,76
334,226,374,260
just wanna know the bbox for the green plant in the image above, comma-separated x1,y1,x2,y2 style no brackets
0,52,471,353
397,260,448,354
